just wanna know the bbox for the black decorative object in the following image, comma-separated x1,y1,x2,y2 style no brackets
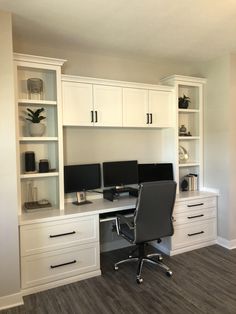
39,159,49,173
178,94,190,109
25,151,36,172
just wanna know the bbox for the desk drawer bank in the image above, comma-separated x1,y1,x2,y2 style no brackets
19,214,100,294
157,192,217,256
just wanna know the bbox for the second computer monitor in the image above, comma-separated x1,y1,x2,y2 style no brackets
103,160,138,188
138,163,174,183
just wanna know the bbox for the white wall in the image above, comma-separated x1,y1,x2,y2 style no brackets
13,39,198,84
0,11,21,306
197,54,236,242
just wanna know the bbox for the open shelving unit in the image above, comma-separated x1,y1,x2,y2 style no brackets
14,53,66,215
161,75,206,192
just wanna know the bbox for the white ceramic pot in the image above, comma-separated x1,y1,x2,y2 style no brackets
29,123,45,137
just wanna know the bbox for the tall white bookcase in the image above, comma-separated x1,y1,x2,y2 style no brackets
161,75,206,193
14,54,66,215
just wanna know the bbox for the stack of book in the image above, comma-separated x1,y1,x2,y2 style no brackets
184,173,198,191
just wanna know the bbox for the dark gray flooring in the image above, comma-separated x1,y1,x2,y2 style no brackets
1,244,236,314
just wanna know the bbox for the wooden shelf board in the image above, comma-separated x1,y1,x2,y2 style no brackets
18,99,57,106
19,137,58,142
20,172,59,179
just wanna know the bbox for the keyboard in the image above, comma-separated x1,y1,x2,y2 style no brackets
99,207,136,221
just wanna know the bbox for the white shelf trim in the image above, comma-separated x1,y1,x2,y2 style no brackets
18,99,57,106
19,137,58,142
179,162,200,167
20,172,59,179
179,136,200,140
178,109,199,113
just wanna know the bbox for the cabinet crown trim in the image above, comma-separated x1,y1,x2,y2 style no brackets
62,74,173,92
13,53,67,67
161,75,207,85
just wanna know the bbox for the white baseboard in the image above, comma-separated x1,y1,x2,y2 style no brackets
0,292,23,311
217,237,236,249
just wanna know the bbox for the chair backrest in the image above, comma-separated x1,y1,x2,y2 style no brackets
134,181,176,244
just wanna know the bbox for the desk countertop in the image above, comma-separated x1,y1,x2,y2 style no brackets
18,190,217,226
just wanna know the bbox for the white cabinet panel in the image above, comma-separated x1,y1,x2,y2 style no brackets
93,85,122,127
21,242,100,289
149,90,173,127
123,88,148,127
62,82,93,126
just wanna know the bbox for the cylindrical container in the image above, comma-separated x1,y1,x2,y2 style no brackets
39,159,49,173
25,151,36,172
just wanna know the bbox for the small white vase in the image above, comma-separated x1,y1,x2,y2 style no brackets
29,123,45,137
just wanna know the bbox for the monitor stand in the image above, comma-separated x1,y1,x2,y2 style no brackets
72,191,92,206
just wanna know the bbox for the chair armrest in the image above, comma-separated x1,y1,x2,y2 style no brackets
115,214,134,235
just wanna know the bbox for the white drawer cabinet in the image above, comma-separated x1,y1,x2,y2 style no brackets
20,214,101,292
20,215,99,256
21,242,100,289
158,193,217,256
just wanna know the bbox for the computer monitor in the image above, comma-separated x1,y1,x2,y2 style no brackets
138,163,174,183
64,163,101,205
103,160,138,188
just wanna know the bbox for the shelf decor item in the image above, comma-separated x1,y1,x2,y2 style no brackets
178,94,190,109
27,78,43,100
26,107,46,136
179,145,189,163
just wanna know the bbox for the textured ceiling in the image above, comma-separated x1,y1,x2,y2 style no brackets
1,0,236,61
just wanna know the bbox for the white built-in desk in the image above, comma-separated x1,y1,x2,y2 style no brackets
18,191,217,295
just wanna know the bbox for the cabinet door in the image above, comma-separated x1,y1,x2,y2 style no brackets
62,82,93,126
148,90,173,127
93,85,122,127
123,88,148,127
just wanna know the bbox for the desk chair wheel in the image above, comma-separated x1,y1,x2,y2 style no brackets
114,265,119,270
136,276,143,284
166,270,173,277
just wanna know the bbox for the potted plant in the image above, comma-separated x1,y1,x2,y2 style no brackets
178,94,191,109
26,107,46,136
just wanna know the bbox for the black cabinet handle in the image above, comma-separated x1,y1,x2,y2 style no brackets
50,260,77,269
146,113,149,124
91,111,94,123
95,110,98,122
49,231,76,238
188,231,204,237
187,203,204,207
150,113,152,124
187,214,204,219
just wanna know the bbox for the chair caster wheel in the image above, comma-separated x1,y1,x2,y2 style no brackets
114,265,119,271
166,270,173,277
136,277,143,284
158,256,163,261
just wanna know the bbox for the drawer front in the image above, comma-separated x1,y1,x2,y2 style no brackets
173,207,216,226
21,242,100,289
20,215,99,256
172,219,216,249
175,197,216,214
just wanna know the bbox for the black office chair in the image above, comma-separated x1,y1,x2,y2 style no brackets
114,180,176,283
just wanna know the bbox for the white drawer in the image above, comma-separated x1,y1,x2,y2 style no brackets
175,197,216,214
20,215,99,256
173,207,216,226
21,242,100,289
172,219,216,249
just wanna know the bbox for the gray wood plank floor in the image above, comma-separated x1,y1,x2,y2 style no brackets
1,245,236,314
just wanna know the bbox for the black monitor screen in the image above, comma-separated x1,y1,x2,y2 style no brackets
64,163,101,193
103,160,138,187
138,163,174,183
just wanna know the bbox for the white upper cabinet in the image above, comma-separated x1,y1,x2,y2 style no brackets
123,88,148,127
123,88,173,128
62,75,174,128
93,85,122,127
62,81,93,126
148,90,173,128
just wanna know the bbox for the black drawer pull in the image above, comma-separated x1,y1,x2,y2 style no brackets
188,231,204,237
91,111,94,123
95,110,98,122
49,231,76,238
150,113,152,124
50,260,77,269
187,203,204,207
146,113,149,124
187,214,204,219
